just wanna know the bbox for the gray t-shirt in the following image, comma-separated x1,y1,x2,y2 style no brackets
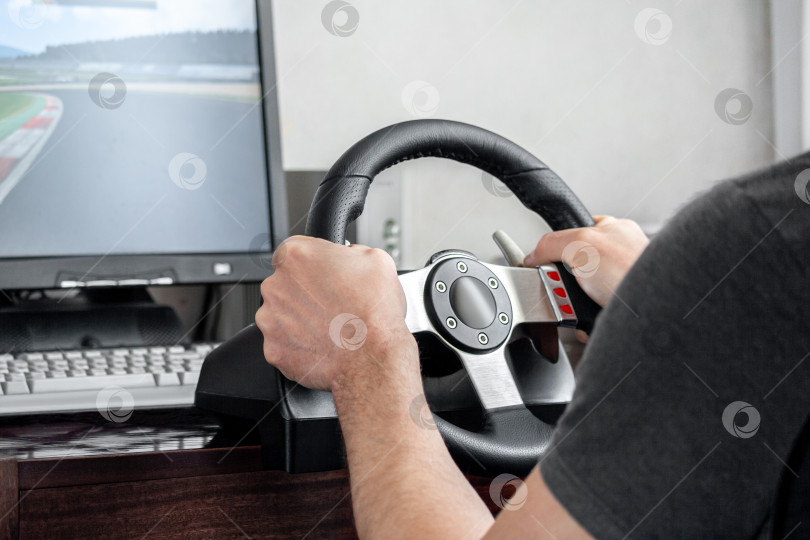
541,155,810,539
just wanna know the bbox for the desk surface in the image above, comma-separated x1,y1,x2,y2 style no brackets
0,409,500,538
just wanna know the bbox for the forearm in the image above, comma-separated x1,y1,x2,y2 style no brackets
332,332,494,540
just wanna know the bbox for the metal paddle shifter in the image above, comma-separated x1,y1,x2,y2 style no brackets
196,119,601,476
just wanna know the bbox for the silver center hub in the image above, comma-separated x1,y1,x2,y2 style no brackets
449,277,496,329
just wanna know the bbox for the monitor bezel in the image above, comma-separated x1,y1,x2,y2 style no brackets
0,0,288,292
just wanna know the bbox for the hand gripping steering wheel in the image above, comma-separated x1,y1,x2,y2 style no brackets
305,119,601,475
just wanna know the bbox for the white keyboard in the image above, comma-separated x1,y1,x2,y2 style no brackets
0,343,220,416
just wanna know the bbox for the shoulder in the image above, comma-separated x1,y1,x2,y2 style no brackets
643,153,810,287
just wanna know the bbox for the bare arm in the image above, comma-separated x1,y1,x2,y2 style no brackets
332,333,593,539
332,332,495,539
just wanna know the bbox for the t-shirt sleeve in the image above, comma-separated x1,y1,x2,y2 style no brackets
540,170,810,539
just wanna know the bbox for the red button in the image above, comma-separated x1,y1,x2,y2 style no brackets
553,288,567,298
547,271,560,281
560,304,573,315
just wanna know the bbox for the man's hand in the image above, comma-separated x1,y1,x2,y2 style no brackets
524,216,649,308
255,235,413,391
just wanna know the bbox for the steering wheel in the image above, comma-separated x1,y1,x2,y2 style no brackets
305,119,601,475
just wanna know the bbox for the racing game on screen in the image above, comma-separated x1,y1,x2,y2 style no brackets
0,0,270,258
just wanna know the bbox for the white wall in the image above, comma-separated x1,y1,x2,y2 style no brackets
770,0,806,158
272,0,775,266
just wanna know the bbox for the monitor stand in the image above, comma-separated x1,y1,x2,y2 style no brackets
0,287,188,354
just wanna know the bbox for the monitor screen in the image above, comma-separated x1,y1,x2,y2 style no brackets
0,0,281,287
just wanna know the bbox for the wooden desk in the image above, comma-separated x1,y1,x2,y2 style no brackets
0,409,499,539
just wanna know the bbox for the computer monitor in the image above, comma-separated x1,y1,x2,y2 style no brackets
0,0,287,291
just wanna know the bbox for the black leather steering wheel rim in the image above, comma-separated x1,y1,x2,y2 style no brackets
305,119,600,475
306,119,594,240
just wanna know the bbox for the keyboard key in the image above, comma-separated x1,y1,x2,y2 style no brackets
20,353,43,361
168,346,184,354
2,380,29,394
127,366,146,374
45,352,63,361
83,351,103,358
154,372,180,386
64,351,83,359
0,354,12,362
26,372,46,380
29,373,156,393
192,344,212,354
69,369,87,377
48,371,67,378
179,371,200,385
129,348,148,356
148,346,166,354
